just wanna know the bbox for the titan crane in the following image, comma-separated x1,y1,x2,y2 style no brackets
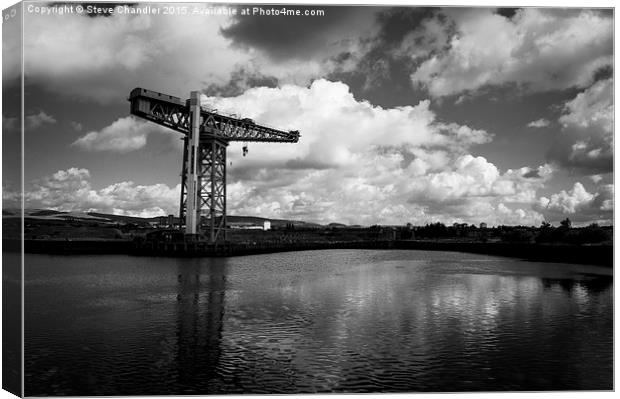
128,88,300,243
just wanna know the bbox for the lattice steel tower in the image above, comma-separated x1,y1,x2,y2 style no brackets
129,88,300,243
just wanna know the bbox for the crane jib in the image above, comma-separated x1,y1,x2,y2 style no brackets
128,87,300,143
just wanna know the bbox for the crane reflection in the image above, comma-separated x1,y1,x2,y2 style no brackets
175,258,227,392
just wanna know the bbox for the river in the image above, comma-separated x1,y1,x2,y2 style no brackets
23,249,612,395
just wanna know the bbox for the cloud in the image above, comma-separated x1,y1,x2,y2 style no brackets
537,182,593,214
70,121,83,131
194,80,551,226
405,156,552,208
547,78,613,173
406,8,612,97
18,79,556,226
202,79,492,170
589,174,603,184
72,116,174,152
24,167,180,218
2,4,21,85
527,118,550,128
221,6,381,63
535,182,613,224
18,77,606,227
15,7,373,103
17,11,244,102
494,203,544,226
2,114,18,131
25,111,56,130
559,77,612,133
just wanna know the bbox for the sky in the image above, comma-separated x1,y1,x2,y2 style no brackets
1,1,615,227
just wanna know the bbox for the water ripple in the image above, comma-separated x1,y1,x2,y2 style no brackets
24,250,613,394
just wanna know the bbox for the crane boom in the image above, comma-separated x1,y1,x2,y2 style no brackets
128,87,300,143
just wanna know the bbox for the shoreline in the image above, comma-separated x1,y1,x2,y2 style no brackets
3,238,613,267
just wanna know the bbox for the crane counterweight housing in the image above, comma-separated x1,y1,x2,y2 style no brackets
128,87,300,243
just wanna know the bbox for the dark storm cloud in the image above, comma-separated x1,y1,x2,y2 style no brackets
592,65,613,82
546,131,613,174
522,169,541,179
375,7,439,45
496,8,520,19
204,68,278,97
220,6,381,62
332,7,441,94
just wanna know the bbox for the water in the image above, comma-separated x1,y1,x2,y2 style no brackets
23,249,613,395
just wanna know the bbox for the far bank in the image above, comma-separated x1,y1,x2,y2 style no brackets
3,238,613,267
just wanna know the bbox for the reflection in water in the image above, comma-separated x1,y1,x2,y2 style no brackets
176,259,226,393
542,276,613,295
24,250,613,395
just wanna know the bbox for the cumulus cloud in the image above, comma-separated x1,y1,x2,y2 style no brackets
535,182,613,224
72,116,174,152
527,118,550,128
559,77,613,132
537,182,594,214
403,156,550,223
405,8,612,97
202,79,491,169
226,152,546,227
194,80,549,226
25,111,56,130
24,167,180,218
547,78,613,173
495,203,544,226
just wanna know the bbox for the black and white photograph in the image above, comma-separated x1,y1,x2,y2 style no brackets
1,0,615,396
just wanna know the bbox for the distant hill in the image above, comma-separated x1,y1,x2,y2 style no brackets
327,222,348,228
4,209,110,221
227,215,323,229
8,209,326,228
87,212,157,224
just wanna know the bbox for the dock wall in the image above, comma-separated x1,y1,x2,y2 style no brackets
3,239,612,267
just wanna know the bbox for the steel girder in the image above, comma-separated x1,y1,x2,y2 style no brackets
199,139,228,243
179,137,228,242
129,88,300,143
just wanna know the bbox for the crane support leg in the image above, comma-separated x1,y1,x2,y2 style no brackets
184,91,201,235
200,139,228,243
179,136,188,228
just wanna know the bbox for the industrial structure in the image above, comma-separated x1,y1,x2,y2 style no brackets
128,88,300,243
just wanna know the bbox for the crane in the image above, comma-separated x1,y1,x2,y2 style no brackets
128,88,300,243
